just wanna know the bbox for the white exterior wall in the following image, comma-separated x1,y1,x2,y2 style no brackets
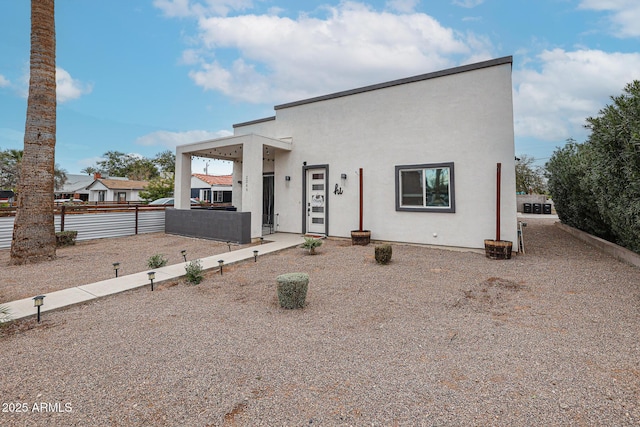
235,61,516,249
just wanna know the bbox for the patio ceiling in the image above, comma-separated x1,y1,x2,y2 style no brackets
179,134,292,163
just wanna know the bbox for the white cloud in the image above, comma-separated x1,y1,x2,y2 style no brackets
578,0,640,38
513,48,640,142
452,0,484,8
0,75,9,87
56,67,93,103
386,0,419,13
135,129,233,149
153,0,254,17
177,1,492,104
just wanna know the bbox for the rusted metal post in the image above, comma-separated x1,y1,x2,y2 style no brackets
135,205,139,235
60,205,65,232
496,162,501,242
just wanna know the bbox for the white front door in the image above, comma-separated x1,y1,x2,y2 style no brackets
306,167,327,235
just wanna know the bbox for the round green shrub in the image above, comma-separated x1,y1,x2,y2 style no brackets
276,272,309,309
375,244,392,264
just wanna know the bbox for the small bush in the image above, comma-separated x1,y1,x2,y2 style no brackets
55,230,78,247
185,259,204,285
147,254,168,269
375,244,393,264
301,237,322,254
276,272,309,309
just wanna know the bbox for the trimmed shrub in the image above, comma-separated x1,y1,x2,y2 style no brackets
147,254,168,269
276,272,309,309
375,244,392,264
185,259,204,285
55,230,77,247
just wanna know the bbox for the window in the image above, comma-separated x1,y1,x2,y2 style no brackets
395,162,455,213
117,192,127,203
213,191,223,202
202,189,211,202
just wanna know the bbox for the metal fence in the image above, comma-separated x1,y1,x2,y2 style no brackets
0,207,165,249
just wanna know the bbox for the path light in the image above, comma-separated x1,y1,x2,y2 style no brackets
253,250,258,262
113,262,120,278
33,295,45,323
148,271,155,291
218,259,224,275
260,237,264,245
227,241,231,252
181,250,187,262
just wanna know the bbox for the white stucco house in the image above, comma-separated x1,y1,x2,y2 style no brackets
172,56,517,249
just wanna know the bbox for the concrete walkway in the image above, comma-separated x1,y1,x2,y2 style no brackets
3,232,306,322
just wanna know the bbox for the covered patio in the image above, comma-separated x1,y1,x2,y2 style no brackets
172,133,292,243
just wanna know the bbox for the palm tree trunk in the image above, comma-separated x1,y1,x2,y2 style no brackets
10,0,57,264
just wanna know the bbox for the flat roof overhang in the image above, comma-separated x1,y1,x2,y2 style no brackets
176,133,292,162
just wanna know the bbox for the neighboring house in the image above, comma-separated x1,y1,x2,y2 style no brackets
54,173,95,201
172,56,517,249
191,174,232,204
86,176,148,203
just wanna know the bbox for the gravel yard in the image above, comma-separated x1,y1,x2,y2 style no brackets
1,218,639,426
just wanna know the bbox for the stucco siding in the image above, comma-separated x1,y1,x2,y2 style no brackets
267,61,516,248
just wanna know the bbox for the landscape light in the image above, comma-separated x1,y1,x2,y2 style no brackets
148,271,155,291
113,262,120,278
253,250,258,262
218,260,224,275
33,295,45,323
227,241,231,252
181,250,187,262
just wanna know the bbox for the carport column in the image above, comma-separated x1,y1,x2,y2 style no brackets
241,137,264,241
174,151,192,210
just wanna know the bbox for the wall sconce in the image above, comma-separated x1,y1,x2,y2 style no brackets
113,262,120,278
285,176,291,181
341,173,347,180
218,259,224,275
148,271,155,291
253,250,258,262
33,295,45,323
181,250,187,262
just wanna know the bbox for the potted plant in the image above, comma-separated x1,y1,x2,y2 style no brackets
351,167,371,245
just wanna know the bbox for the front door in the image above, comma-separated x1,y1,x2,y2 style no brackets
305,167,327,235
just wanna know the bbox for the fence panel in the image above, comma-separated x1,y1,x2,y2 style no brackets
0,210,165,249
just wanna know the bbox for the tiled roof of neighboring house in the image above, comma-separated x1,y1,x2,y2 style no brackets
89,178,149,190
193,174,232,186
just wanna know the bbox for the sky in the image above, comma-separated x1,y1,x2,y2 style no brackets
1,0,639,176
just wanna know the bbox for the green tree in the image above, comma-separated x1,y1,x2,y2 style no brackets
139,175,174,202
83,150,165,180
0,148,23,191
546,139,612,239
584,80,640,252
515,154,546,194
11,0,57,264
153,150,176,174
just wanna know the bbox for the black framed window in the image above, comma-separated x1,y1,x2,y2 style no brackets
395,162,455,213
